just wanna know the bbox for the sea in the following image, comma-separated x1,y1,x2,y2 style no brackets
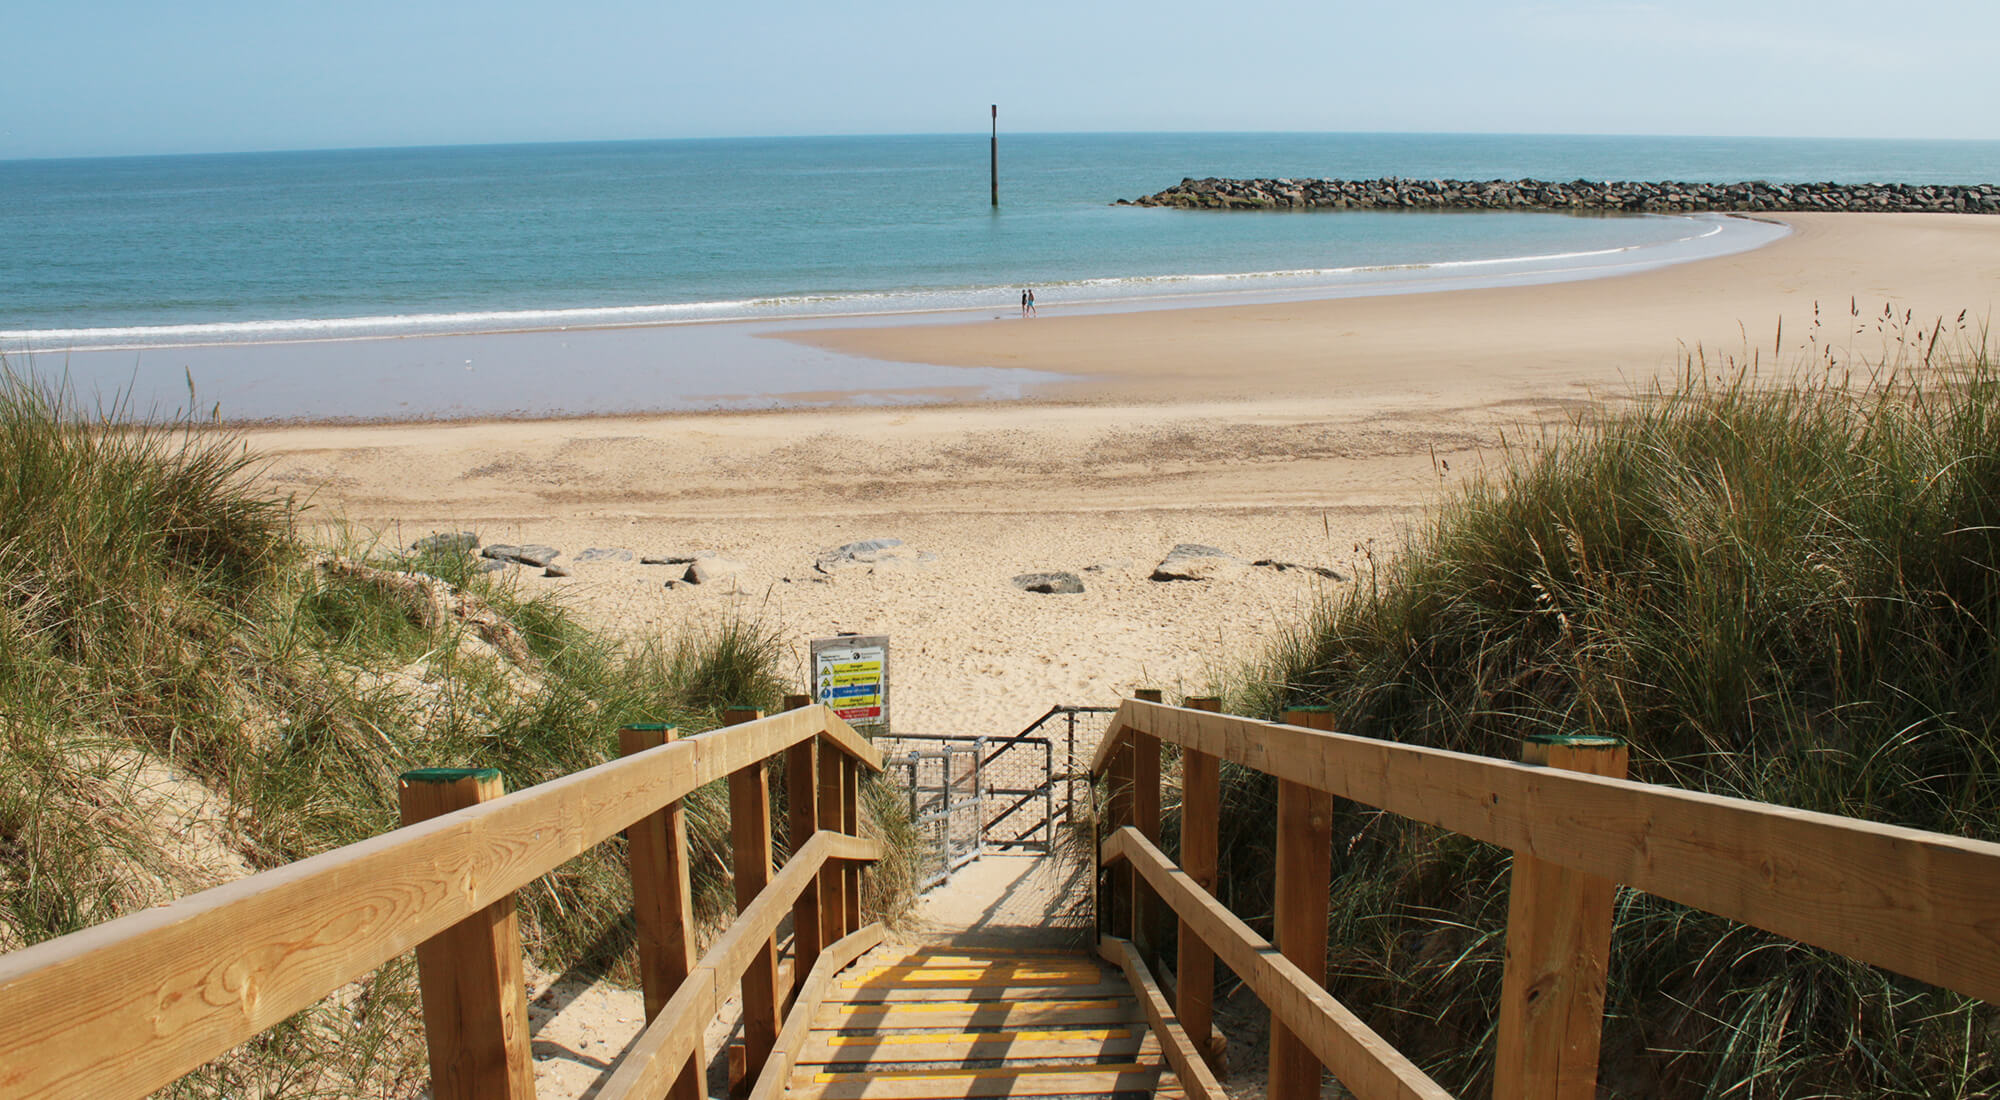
2,132,1997,420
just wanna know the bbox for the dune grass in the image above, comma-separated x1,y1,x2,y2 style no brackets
0,369,912,1097
1215,340,2000,1096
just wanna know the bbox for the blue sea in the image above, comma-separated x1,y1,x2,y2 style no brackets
1,133,1995,419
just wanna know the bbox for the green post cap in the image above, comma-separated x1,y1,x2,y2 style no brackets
1525,734,1626,748
399,766,503,784
1285,705,1333,713
621,723,672,732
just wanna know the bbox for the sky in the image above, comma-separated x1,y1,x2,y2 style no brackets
5,0,1999,159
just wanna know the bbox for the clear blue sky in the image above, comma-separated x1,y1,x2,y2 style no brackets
5,0,1998,159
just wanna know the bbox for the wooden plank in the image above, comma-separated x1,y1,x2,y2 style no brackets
618,726,701,1100
800,1028,1150,1064
817,998,1144,1030
1132,724,1162,959
0,737,703,1100
1106,737,1134,942
1271,708,1337,1100
1103,826,1453,1100
825,980,1137,1003
1178,695,1225,1072
1105,699,2000,1007
844,965,1098,984
724,706,782,1086
818,740,849,948
1494,736,1629,1100
398,769,536,1100
787,1065,1162,1100
598,831,875,1100
745,922,885,1100
843,754,863,935
843,975,1097,989
592,966,717,1100
691,704,881,783
1098,936,1226,1100
788,736,825,987
875,949,1096,966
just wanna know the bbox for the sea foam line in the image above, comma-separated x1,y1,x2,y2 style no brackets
1,217,1739,354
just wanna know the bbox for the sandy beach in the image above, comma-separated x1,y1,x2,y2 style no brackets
244,212,2000,739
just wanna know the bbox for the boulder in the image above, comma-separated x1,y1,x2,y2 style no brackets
412,531,478,555
543,564,571,578
814,539,935,576
641,552,702,566
575,547,635,563
684,557,746,586
1252,559,1348,581
482,544,560,568
1013,572,1085,595
815,538,904,572
1151,544,1242,582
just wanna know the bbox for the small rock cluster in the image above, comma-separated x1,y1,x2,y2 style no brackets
1119,177,2000,214
1012,544,1346,595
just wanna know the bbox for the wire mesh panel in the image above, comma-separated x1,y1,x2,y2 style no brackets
878,708,1117,889
883,744,983,891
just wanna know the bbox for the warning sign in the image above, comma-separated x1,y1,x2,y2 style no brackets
810,635,890,729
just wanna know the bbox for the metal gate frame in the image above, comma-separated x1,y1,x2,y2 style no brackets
879,706,1119,890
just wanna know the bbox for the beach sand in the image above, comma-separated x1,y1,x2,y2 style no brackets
244,212,2000,740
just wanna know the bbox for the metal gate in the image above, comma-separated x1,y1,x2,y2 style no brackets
878,706,1117,890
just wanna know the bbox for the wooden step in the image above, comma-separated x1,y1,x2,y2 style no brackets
800,1026,1155,1064
825,979,1135,1004
786,1063,1163,1099
817,998,1144,1030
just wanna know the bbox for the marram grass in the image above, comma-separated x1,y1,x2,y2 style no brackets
1219,343,2000,1097
0,368,914,1097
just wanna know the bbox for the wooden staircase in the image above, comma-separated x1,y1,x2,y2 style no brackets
786,945,1197,1099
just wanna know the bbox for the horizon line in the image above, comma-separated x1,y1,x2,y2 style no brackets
8,128,2000,166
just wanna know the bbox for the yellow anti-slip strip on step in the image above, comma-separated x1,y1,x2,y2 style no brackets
822,1028,1134,1047
843,972,1095,988
838,998,1126,1014
808,1064,1152,1088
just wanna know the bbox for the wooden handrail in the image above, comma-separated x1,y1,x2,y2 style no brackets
1102,827,1452,1100
0,704,879,1100
1093,699,2000,1007
747,923,887,1100
597,831,880,1100
1096,936,1227,1100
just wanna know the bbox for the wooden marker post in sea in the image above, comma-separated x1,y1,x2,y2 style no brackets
990,105,999,207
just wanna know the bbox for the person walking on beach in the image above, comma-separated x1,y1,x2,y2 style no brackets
1026,288,1036,317
1021,289,1030,317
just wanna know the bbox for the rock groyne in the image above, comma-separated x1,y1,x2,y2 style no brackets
1119,177,2000,214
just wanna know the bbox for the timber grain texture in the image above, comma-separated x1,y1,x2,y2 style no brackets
0,705,876,1100
1102,826,1454,1100
1098,699,2000,1006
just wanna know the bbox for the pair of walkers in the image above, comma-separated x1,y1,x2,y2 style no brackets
1019,288,1036,317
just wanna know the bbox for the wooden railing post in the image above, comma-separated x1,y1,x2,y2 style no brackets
1494,734,1630,1100
618,725,702,1100
1103,713,1136,942
842,752,863,934
1131,689,1164,962
818,737,849,947
1270,708,1336,1100
1179,696,1227,1073
781,695,823,993
723,707,782,1086
398,768,536,1100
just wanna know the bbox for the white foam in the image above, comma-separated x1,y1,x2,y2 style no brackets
1,215,1757,354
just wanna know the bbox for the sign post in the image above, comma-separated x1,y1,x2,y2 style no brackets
810,635,890,732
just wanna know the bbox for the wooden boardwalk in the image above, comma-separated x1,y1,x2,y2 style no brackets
786,946,1192,1099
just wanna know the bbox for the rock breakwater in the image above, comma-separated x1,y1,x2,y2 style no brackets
1119,177,2000,214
